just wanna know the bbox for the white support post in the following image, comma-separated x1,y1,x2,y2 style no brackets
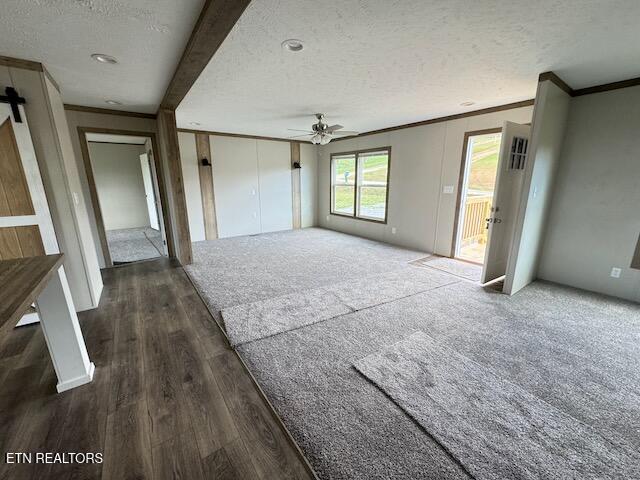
35,266,94,393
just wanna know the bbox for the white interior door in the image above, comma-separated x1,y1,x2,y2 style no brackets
481,121,530,284
139,153,159,230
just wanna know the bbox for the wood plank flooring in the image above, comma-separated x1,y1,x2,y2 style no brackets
0,258,315,480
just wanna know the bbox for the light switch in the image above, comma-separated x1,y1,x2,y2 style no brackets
443,185,454,194
610,267,622,278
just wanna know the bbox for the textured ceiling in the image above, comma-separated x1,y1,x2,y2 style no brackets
177,0,640,137
0,0,204,113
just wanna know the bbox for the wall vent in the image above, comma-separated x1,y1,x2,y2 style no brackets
509,136,528,170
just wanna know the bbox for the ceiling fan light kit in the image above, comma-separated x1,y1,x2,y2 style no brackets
289,113,359,145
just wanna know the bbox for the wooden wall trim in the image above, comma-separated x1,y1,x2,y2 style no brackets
539,71,640,97
290,142,302,229
160,0,252,110
158,109,192,265
631,232,640,270
64,104,156,119
572,76,640,97
332,100,535,142
538,71,573,95
0,55,42,72
195,133,218,239
177,128,300,144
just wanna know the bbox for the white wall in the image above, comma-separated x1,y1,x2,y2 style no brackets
317,106,534,253
179,133,312,241
211,135,262,237
257,140,292,233
88,142,149,231
0,65,103,311
300,142,317,228
537,86,640,302
505,81,571,294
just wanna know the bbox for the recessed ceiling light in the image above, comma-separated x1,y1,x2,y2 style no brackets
190,122,201,126
105,100,122,106
460,101,475,107
281,39,304,52
91,53,118,64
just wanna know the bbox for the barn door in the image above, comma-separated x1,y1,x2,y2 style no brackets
0,99,59,325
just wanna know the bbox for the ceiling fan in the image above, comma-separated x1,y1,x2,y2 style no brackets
288,113,359,145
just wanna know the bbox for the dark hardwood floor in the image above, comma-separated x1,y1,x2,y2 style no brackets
0,258,315,480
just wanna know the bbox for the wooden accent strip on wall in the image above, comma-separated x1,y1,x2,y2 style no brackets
158,109,192,265
0,118,35,216
0,226,44,260
195,133,218,239
160,0,252,110
631,233,640,270
290,142,302,229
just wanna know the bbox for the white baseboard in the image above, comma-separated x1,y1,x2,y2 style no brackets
56,362,95,393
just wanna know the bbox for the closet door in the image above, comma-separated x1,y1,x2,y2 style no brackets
257,140,292,233
211,136,261,238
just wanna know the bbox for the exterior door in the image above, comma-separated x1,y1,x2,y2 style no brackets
0,101,60,325
481,121,530,284
139,153,160,230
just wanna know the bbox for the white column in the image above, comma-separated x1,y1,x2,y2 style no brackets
35,266,95,393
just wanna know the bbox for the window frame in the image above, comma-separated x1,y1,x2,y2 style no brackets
330,146,391,224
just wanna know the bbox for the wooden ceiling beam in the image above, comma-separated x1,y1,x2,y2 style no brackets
160,0,252,110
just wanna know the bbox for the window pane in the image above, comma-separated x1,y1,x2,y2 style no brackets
358,152,388,220
332,155,356,215
334,186,355,215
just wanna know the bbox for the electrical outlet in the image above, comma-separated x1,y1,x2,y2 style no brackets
443,185,454,194
610,267,622,278
326,215,330,221
391,227,397,234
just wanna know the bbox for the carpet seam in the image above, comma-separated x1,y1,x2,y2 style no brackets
229,279,462,347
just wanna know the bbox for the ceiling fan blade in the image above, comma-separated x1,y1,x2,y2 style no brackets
331,130,359,136
288,128,315,133
325,124,344,133
287,134,313,139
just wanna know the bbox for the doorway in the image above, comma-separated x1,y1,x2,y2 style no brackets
78,128,173,267
453,128,502,264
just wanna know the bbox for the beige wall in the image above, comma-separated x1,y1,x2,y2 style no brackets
538,86,640,302
88,142,149,230
505,81,571,294
0,65,102,311
65,109,157,267
317,106,533,253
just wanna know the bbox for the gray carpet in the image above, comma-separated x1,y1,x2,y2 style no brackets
415,256,483,282
355,331,640,480
186,228,640,480
106,227,163,263
238,280,640,480
222,266,457,346
187,228,425,322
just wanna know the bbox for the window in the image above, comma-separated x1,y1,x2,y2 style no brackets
330,147,390,223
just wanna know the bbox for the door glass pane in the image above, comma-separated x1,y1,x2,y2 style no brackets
332,154,356,215
358,151,388,220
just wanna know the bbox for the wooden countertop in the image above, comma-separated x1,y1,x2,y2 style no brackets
0,254,64,337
